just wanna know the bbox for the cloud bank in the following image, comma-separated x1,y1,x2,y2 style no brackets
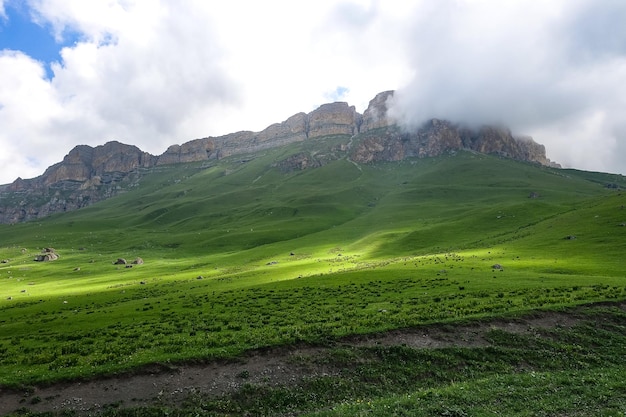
0,0,625,184
387,0,626,174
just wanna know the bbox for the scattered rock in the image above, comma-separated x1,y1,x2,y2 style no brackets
140,281,146,285
73,267,81,271
132,257,144,265
266,261,278,265
273,152,321,173
197,276,204,280
1,259,8,264
34,248,59,262
564,235,577,240
114,258,127,265
34,253,56,262
528,192,539,199
492,264,503,270
125,265,133,269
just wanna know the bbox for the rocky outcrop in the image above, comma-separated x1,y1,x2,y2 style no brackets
8,141,155,192
307,102,360,138
155,103,360,166
272,152,322,173
43,141,154,186
350,117,560,167
148,91,556,169
156,138,218,165
512,136,555,167
1,141,153,223
0,90,560,223
361,90,394,132
459,123,559,166
259,113,308,143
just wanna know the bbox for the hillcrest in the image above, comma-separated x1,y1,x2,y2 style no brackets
0,90,559,224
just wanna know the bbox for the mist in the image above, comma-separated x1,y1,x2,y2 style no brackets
386,0,626,173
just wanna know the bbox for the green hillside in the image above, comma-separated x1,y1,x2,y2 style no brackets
1,138,625,415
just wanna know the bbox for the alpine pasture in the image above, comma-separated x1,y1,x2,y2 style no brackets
1,138,625,415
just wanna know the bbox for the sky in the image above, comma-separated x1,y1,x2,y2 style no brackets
0,0,625,185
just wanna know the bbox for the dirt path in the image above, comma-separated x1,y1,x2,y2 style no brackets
0,306,606,416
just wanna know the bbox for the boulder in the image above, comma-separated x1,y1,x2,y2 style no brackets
34,248,59,262
34,253,58,262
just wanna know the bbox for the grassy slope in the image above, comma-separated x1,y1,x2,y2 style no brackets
0,138,625,395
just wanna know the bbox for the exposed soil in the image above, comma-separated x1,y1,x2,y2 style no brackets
1,303,619,416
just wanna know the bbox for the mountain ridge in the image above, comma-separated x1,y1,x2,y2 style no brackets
0,90,559,224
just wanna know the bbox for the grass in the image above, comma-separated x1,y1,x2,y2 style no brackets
1,139,625,414
7,303,626,416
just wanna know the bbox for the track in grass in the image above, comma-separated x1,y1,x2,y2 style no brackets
1,301,625,416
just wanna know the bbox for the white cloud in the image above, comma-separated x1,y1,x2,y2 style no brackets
0,0,625,184
387,0,626,172
0,50,65,180
27,0,132,43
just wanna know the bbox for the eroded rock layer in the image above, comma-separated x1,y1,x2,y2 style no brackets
0,91,559,223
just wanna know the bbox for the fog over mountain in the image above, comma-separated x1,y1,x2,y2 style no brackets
386,0,626,175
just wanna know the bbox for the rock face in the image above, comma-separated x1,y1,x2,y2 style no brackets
350,117,558,166
1,142,155,224
40,141,155,187
307,102,360,138
8,141,154,192
272,152,322,173
361,90,394,132
0,90,560,224
154,103,360,165
156,138,218,165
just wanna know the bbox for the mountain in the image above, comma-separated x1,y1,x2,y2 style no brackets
1,106,626,410
0,90,560,224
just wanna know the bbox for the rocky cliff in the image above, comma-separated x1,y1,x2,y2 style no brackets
350,91,555,166
8,141,155,191
0,90,559,223
155,101,361,164
0,141,153,224
350,118,556,166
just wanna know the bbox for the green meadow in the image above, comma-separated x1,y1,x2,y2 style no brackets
1,136,626,415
